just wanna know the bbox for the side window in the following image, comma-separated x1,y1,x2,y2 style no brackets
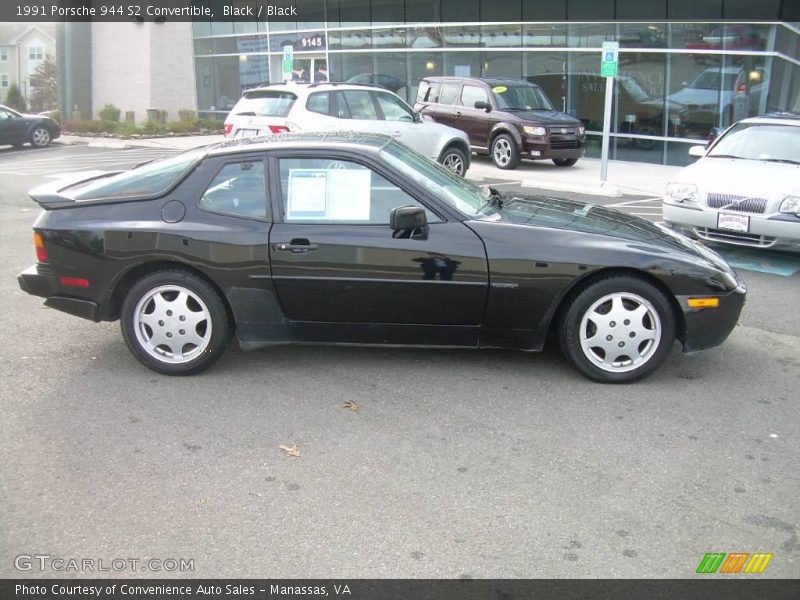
199,161,268,219
460,85,489,108
375,92,414,122
438,82,461,106
278,157,442,225
339,90,378,120
416,80,441,103
306,92,330,115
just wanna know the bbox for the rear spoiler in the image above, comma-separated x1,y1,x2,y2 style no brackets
29,171,122,209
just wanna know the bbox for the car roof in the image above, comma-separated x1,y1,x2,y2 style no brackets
241,82,388,97
206,131,394,157
738,113,800,126
423,76,538,86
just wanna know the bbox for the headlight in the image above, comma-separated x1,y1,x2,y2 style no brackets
666,182,698,203
779,195,800,215
523,125,547,136
578,125,585,135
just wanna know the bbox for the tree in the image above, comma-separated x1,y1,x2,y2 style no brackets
5,83,26,112
29,54,59,112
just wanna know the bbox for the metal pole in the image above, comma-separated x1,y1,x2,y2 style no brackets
600,75,613,183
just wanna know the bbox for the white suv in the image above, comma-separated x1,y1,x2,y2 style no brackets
223,83,472,175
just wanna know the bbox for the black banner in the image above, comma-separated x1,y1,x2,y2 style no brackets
2,579,800,600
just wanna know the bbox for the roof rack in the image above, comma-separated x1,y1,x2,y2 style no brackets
307,81,378,89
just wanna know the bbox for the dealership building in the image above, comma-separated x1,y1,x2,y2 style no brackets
63,0,799,165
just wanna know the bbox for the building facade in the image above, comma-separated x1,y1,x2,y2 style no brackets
0,24,56,106
73,1,800,166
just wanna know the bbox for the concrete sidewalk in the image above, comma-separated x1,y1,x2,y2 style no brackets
58,134,680,198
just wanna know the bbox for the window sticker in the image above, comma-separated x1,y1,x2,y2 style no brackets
287,168,372,221
492,86,508,93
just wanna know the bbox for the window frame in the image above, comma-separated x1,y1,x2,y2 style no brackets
372,91,415,122
267,149,449,227
0,48,8,62
195,154,271,222
28,46,43,61
460,84,490,108
1,74,9,89
438,81,463,106
336,89,380,121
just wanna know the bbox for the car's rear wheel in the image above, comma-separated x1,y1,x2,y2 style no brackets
559,275,676,382
491,134,520,170
30,127,51,148
552,158,578,167
120,270,232,375
439,146,467,176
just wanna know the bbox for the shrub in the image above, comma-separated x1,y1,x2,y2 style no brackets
98,104,121,122
142,120,168,135
113,121,140,136
178,109,197,122
124,110,135,123
5,84,26,112
62,120,114,134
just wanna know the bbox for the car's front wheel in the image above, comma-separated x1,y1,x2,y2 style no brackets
439,146,467,176
491,134,520,170
552,158,578,167
559,275,676,382
30,126,52,148
120,270,232,375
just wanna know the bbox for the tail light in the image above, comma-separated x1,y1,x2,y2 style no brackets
268,125,290,133
222,123,233,137
33,232,47,262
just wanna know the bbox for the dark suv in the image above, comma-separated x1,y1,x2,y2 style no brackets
414,77,585,169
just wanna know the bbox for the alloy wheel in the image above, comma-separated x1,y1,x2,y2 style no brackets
31,127,51,147
493,138,512,167
442,152,464,175
578,292,662,373
133,285,212,364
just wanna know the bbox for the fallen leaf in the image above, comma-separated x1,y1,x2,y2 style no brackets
342,400,360,412
278,444,300,457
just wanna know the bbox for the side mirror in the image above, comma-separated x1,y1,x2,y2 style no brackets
390,205,428,239
474,101,492,112
413,111,422,123
707,126,722,146
688,145,706,158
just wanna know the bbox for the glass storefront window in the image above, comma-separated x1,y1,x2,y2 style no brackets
523,24,567,48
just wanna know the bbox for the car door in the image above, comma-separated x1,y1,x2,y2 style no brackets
0,108,29,144
268,152,488,328
433,81,463,128
457,84,492,148
373,91,436,157
330,90,389,136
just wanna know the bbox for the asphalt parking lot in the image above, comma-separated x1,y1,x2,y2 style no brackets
1,144,798,578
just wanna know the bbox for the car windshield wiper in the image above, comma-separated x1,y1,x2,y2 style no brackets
762,158,800,165
708,154,748,160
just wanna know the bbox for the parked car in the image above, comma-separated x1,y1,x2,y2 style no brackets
0,104,60,148
663,114,800,252
223,83,471,175
18,133,745,382
414,76,585,169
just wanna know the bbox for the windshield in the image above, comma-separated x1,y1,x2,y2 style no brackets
379,141,497,219
64,149,205,200
708,123,800,163
492,85,553,111
232,91,296,117
688,71,738,90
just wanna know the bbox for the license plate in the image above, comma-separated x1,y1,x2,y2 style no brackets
236,129,259,139
717,213,750,233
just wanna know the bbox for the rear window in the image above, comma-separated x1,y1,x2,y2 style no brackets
232,90,297,117
306,91,330,115
63,150,204,201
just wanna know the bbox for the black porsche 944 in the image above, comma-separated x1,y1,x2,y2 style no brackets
18,133,746,382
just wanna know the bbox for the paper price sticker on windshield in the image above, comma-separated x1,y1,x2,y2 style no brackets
287,170,327,219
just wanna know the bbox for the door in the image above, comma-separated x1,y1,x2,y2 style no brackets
457,84,492,147
0,108,29,144
373,91,436,158
268,154,488,326
433,81,463,128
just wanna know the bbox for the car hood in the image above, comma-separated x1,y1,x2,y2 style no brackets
673,157,800,199
667,88,733,106
488,192,734,271
507,110,582,126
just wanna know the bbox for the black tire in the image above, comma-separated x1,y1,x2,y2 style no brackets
120,269,232,375
558,275,676,383
29,126,52,148
490,133,520,170
552,158,578,167
439,145,467,176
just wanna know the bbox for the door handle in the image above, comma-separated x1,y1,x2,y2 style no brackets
453,111,461,117
391,130,402,137
275,239,319,253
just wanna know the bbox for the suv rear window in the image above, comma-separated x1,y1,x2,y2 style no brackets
232,90,297,117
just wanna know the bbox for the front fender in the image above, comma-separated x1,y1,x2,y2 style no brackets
489,123,523,147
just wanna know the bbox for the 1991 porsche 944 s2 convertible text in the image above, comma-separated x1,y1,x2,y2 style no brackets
18,134,746,382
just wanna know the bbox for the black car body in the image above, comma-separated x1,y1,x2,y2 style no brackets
414,77,586,169
0,104,61,147
18,134,745,382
